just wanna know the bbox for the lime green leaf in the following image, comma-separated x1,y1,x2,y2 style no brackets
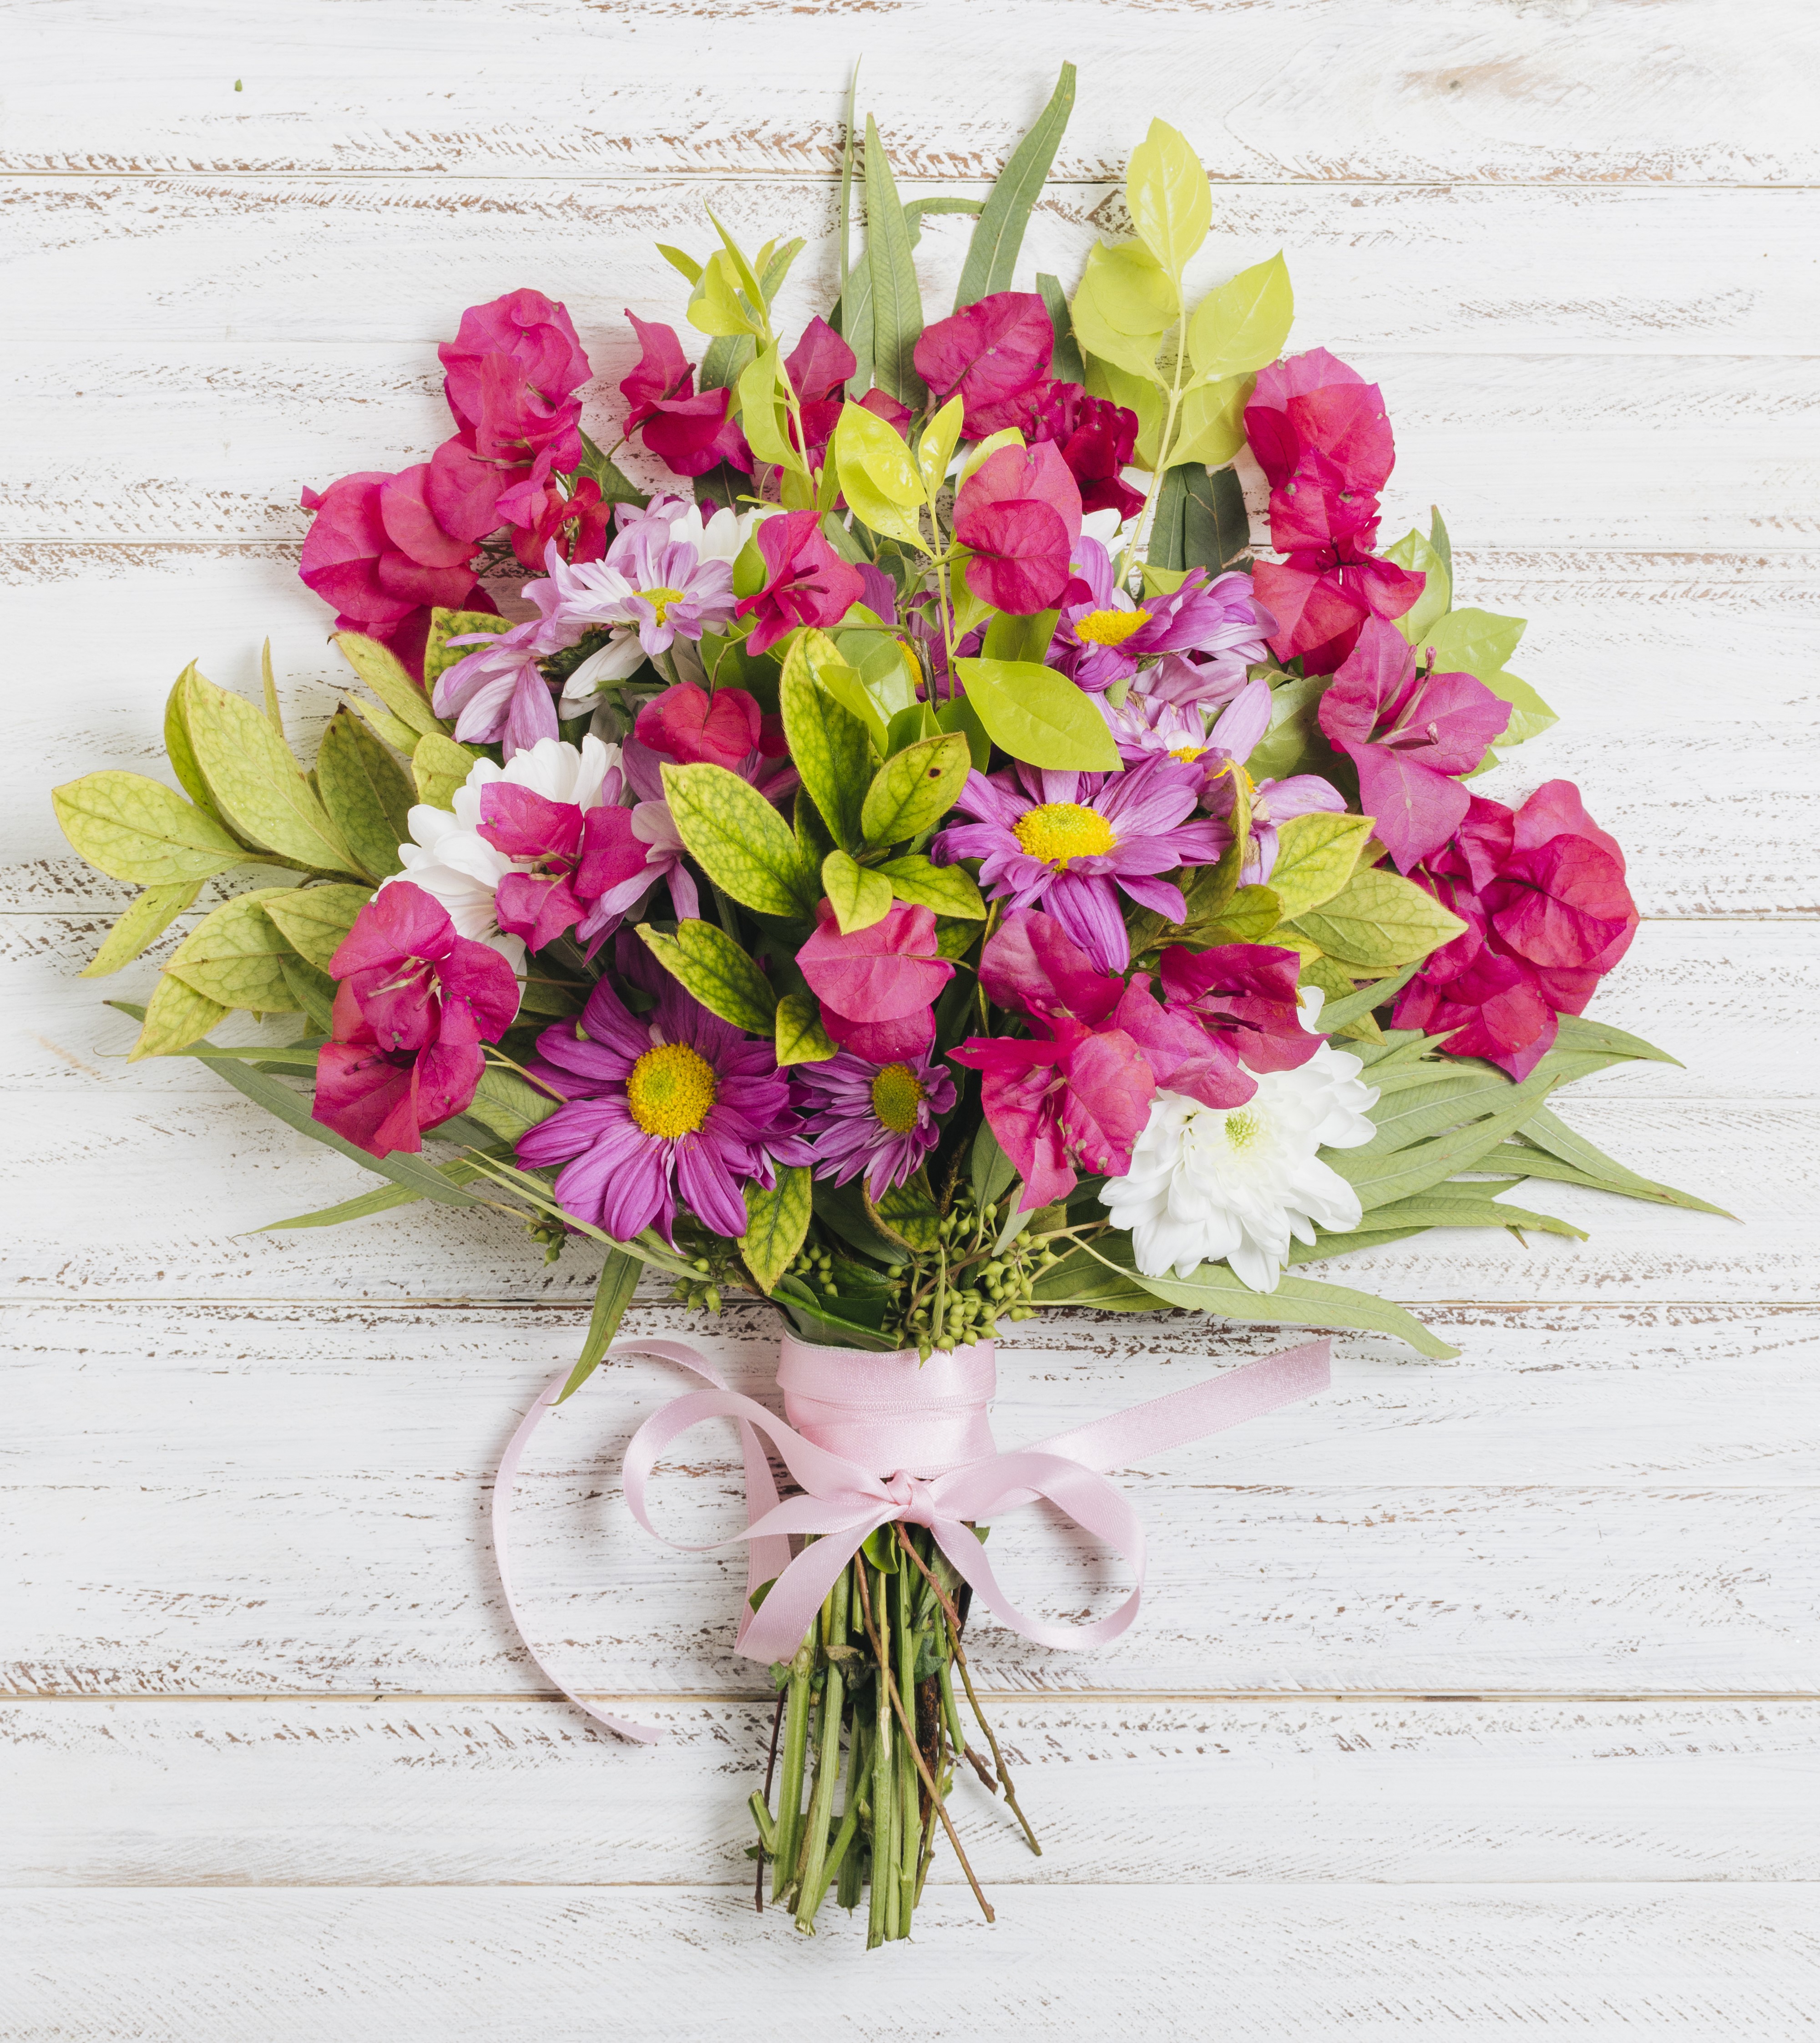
780,629,873,847
687,248,761,338
821,850,893,935
1126,117,1210,280
180,668,364,877
129,974,231,1060
335,631,447,738
560,1250,643,1400
955,657,1121,771
1070,240,1171,382
1314,960,1420,1033
78,880,204,978
1289,867,1466,971
411,732,481,811
160,888,298,1016
1265,813,1375,920
956,427,1027,490
934,690,993,771
860,731,972,848
776,990,837,1066
835,396,923,506
955,61,1077,307
917,395,965,502
316,709,414,879
637,918,779,1033
1383,529,1451,645
656,243,703,285
740,1166,814,1294
53,770,248,889
1192,882,1281,947
1423,605,1525,678
422,609,510,700
464,1064,561,1146
864,115,925,406
261,882,373,972
1476,669,1558,748
1083,350,1167,466
162,665,243,834
342,692,422,757
1187,252,1293,382
737,342,802,474
982,608,1060,666
1168,371,1254,469
877,854,985,918
662,762,817,918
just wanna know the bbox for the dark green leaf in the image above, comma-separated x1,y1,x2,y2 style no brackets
955,62,1077,309
560,1251,643,1401
739,1166,814,1294
1036,271,1085,385
864,114,925,406
315,710,414,880
1181,465,1252,574
969,1120,1017,1212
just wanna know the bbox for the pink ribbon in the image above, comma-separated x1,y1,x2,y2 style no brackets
495,1331,1330,1744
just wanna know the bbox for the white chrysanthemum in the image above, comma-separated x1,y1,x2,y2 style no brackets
384,734,622,970
1101,1025,1380,1294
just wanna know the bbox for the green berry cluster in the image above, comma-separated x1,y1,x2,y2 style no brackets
893,1195,1064,1359
525,1213,568,1265
669,1255,723,1315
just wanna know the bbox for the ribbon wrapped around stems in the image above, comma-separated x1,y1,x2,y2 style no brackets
494,1331,1330,1744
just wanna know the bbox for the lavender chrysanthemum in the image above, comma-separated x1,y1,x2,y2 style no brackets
792,1048,958,1201
517,937,809,1244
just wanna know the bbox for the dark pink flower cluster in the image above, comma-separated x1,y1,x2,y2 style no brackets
1396,782,1639,1080
796,900,956,1062
315,882,521,1156
1245,348,1427,675
299,290,594,676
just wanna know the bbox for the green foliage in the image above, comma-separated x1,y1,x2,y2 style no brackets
740,1166,814,1294
1385,528,1451,644
1149,464,1250,576
1263,813,1375,920
860,732,972,847
969,1121,1017,1212
775,990,837,1066
1036,270,1085,384
261,882,372,971
149,889,298,1035
1289,867,1467,971
662,763,819,918
864,115,925,406
1168,371,1254,468
833,400,925,548
464,1064,562,1145
1070,239,1173,381
315,709,414,879
638,918,779,1033
78,879,204,978
821,849,894,934
410,732,481,811
162,665,241,833
1185,252,1293,382
335,631,447,738
1125,117,1210,281
560,1250,643,1401
53,771,247,887
876,854,985,919
779,629,873,848
953,657,1121,771
954,61,1077,308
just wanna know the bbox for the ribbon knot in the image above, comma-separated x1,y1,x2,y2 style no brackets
493,1332,1330,1745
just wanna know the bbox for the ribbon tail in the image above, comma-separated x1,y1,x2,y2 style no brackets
926,1509,1144,1652
737,1514,888,1667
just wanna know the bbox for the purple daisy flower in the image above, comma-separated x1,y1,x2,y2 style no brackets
791,1048,958,1201
932,758,1226,973
1050,539,1274,697
516,935,810,1245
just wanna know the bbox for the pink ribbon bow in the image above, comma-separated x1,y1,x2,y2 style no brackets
495,1332,1330,1744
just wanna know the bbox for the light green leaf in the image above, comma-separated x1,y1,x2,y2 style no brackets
1552,1012,1681,1066
1383,529,1451,645
335,632,447,738
821,850,893,935
1192,882,1281,948
982,608,1060,667
422,609,510,700
411,732,481,812
162,664,243,835
1475,669,1558,748
637,918,779,1033
736,342,802,474
79,879,204,978
864,115,925,406
1313,960,1420,1033
316,709,414,879
279,953,336,1034
53,771,248,887
917,395,965,502
1423,605,1525,677
877,854,986,919
859,732,972,848
1125,117,1210,280
261,882,373,972
1329,1063,1566,1210
560,1250,643,1401
656,243,703,284
1289,867,1466,971
1186,252,1293,382
868,1171,942,1253
835,397,923,506
128,975,232,1061
739,1166,814,1295
1262,812,1374,920
343,692,422,757
955,657,1121,771
464,1064,561,1146
181,668,364,877
159,888,298,1017
955,61,1077,307
1363,1189,1587,1239
687,248,761,338
1168,371,1254,469
662,762,817,918
1083,350,1167,466
780,629,873,848
776,990,837,1066
1070,240,1171,382
1491,1123,1732,1219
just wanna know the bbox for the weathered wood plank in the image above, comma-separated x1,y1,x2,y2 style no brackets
9,0,1819,184
7,1697,1819,1887
7,1885,1819,2038
8,1303,1818,1698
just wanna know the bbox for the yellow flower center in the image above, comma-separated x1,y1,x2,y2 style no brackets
639,585,688,625
1012,801,1118,867
1209,757,1257,801
1169,744,1207,764
626,1040,718,1138
1072,607,1151,647
870,1061,926,1135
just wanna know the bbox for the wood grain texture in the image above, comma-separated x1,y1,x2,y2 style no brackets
8,1697,1820,1887
10,0,1820,184
7,1886,1820,2040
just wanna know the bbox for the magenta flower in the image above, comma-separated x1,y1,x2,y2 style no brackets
474,771,666,954
518,937,809,1244
950,911,1254,1209
791,1046,958,1200
932,757,1224,973
954,442,1082,615
1317,617,1512,872
734,510,866,656
1395,783,1639,1081
1185,678,1349,883
1157,942,1322,1075
619,312,751,477
1243,347,1396,498
620,681,797,814
1025,382,1145,521
439,289,591,471
1051,539,1269,697
315,882,521,1158
913,292,1054,436
795,900,956,1062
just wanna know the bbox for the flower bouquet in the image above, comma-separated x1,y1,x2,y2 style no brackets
52,70,1719,1943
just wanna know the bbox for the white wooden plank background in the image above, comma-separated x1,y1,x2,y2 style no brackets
4,2,1818,2035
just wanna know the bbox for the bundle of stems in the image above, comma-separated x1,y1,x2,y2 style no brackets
748,1522,1039,1943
